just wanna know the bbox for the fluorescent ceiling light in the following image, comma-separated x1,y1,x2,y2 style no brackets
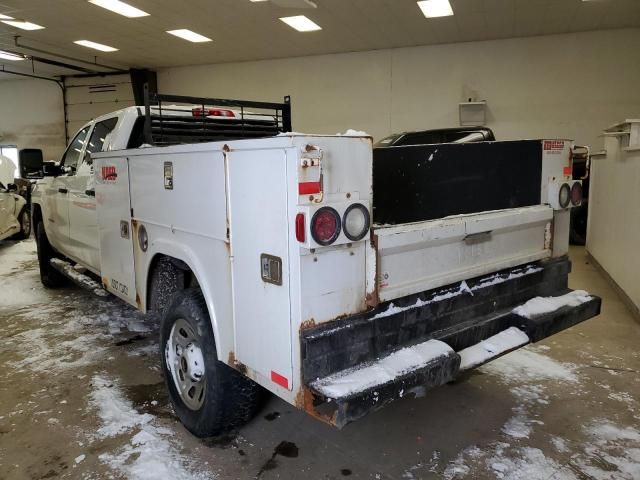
417,0,454,18
250,0,269,2
74,40,119,52
88,0,149,17
0,50,25,61
279,15,321,32
166,29,212,43
1,19,45,30
0,14,14,20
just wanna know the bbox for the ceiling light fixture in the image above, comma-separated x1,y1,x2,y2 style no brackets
0,14,14,20
88,0,149,18
74,40,119,52
166,29,212,43
1,19,45,30
417,0,454,18
0,50,25,61
279,15,322,32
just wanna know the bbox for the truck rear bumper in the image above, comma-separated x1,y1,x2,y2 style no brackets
299,256,601,428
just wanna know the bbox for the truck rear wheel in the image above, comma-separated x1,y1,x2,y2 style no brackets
35,220,67,288
160,288,264,437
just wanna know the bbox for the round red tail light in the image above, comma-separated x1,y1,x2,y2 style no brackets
559,183,571,209
343,203,370,241
311,207,341,246
570,182,583,206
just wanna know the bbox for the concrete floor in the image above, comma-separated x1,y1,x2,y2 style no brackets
0,239,639,480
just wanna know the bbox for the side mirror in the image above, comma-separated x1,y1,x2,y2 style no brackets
84,150,92,165
19,148,44,179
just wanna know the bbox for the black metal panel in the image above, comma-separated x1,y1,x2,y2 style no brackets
372,140,543,225
301,256,571,384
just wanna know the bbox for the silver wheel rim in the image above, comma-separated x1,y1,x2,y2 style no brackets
21,211,30,236
166,318,206,411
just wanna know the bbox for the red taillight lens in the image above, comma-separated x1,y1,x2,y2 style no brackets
192,108,235,117
570,182,583,206
311,207,341,246
295,213,305,242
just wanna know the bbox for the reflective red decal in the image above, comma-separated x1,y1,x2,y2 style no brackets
563,166,572,176
271,370,289,389
298,181,321,195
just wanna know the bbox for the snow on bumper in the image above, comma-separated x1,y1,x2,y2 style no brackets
301,256,601,427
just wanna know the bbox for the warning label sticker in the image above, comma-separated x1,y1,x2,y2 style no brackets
544,140,565,154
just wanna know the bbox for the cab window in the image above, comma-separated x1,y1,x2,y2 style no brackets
85,117,119,161
60,126,90,173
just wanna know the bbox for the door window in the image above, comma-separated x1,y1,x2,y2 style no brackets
60,126,90,173
85,117,119,162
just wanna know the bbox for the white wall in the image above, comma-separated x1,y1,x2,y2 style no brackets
0,78,66,161
159,28,640,148
587,131,640,313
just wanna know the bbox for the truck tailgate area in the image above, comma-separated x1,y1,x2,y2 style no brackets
373,205,553,302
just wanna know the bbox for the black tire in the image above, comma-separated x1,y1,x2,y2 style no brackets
15,208,31,239
160,288,264,437
35,220,67,288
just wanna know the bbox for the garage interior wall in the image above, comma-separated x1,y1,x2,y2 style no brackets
0,78,66,161
159,28,640,148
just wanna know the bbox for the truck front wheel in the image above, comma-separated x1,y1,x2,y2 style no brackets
160,288,264,437
16,208,31,239
35,220,67,288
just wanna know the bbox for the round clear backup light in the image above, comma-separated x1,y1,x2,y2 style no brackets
570,182,583,206
342,203,370,241
559,183,571,209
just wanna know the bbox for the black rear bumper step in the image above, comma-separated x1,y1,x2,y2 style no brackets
300,256,601,427
307,295,600,428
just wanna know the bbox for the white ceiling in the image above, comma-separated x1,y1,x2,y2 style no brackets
0,0,639,78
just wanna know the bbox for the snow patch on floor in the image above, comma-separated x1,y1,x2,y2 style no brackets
311,339,453,398
91,376,213,480
480,347,578,383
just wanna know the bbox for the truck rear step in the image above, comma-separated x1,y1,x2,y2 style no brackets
50,258,109,297
301,257,601,427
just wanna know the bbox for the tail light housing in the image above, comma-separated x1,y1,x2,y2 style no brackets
310,207,341,246
342,203,370,241
570,182,583,206
558,183,571,209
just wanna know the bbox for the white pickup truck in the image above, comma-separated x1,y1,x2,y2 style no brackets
31,91,600,437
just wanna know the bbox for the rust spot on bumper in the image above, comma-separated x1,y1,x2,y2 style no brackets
294,387,338,427
227,351,247,374
300,318,316,331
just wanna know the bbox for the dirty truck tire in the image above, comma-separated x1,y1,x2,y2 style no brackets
35,220,67,288
160,288,264,437
15,208,31,239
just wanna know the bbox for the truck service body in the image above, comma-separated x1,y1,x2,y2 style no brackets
31,92,600,435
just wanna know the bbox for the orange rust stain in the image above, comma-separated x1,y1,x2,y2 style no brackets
299,318,316,331
101,277,109,289
294,387,338,426
135,292,142,309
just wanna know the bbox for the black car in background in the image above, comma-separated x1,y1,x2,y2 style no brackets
375,127,496,147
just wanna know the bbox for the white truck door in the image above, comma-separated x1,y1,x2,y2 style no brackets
227,149,293,390
67,117,119,271
46,125,91,253
95,155,137,304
